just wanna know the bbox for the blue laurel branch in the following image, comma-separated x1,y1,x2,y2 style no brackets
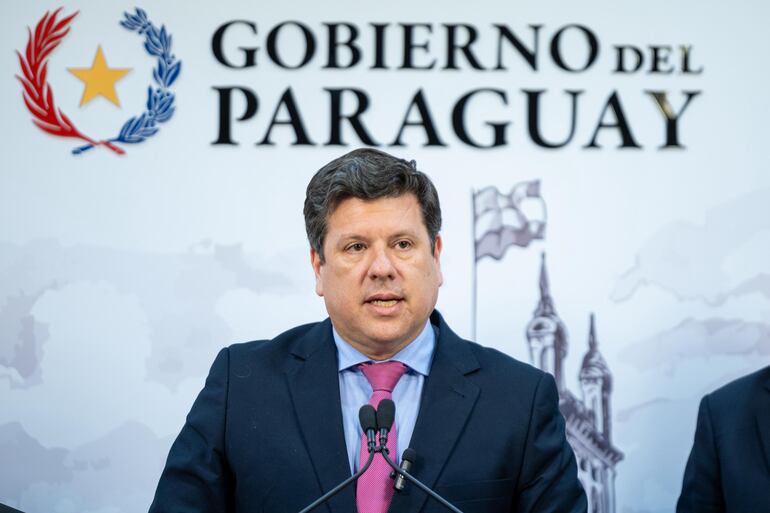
73,8,181,154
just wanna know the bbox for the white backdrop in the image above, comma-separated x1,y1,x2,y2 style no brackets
1,1,769,512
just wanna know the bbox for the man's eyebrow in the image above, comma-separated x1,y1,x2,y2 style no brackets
335,233,370,243
335,231,421,242
389,231,420,239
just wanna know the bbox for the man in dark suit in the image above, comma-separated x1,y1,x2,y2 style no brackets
676,365,770,513
149,148,586,513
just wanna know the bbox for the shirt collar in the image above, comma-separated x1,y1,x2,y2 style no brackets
332,320,435,376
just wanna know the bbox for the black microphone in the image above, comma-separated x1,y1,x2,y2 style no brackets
375,398,395,450
393,447,416,491
381,447,465,513
297,405,377,513
359,404,377,453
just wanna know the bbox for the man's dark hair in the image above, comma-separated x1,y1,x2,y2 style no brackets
304,148,442,263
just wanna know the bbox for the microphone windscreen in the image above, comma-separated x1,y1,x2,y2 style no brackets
358,404,377,432
401,447,416,463
376,399,396,431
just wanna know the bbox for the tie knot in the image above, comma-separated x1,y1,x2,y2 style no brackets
358,361,408,392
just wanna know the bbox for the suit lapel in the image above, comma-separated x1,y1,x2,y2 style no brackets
757,368,770,474
285,320,356,513
389,312,480,513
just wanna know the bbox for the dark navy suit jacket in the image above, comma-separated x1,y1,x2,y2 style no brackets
149,311,586,513
677,365,770,513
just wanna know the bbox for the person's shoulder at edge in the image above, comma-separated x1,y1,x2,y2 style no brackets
705,365,769,415
696,365,770,443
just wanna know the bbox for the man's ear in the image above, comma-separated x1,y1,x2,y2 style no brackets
433,234,444,287
310,247,324,297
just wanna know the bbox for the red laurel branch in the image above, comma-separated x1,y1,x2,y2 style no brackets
16,8,125,155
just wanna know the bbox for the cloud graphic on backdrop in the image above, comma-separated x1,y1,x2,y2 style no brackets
612,188,770,305
0,279,188,511
0,279,191,447
0,422,71,505
0,240,327,511
620,317,770,374
0,240,294,391
0,240,326,443
0,420,173,512
0,289,50,388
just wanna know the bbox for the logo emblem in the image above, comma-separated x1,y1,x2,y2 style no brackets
16,8,181,155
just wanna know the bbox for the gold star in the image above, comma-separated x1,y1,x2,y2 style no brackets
68,46,131,107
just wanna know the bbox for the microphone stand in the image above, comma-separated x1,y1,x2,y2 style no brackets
380,448,465,513
297,449,375,513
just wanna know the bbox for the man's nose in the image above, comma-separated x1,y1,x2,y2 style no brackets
367,247,397,280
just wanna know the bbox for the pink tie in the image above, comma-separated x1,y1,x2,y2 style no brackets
356,361,408,513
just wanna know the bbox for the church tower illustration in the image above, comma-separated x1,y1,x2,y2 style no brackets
526,254,623,513
525,254,568,390
580,314,613,440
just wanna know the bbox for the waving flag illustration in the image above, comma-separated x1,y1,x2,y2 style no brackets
473,181,546,261
469,180,547,340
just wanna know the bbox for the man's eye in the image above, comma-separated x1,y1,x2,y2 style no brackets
396,240,412,250
347,243,365,252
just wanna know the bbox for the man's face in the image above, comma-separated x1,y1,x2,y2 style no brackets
311,193,443,356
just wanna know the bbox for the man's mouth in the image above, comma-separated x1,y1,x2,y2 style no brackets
369,299,399,307
365,294,403,308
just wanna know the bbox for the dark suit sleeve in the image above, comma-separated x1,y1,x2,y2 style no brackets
149,347,232,513
676,395,725,513
516,373,587,513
